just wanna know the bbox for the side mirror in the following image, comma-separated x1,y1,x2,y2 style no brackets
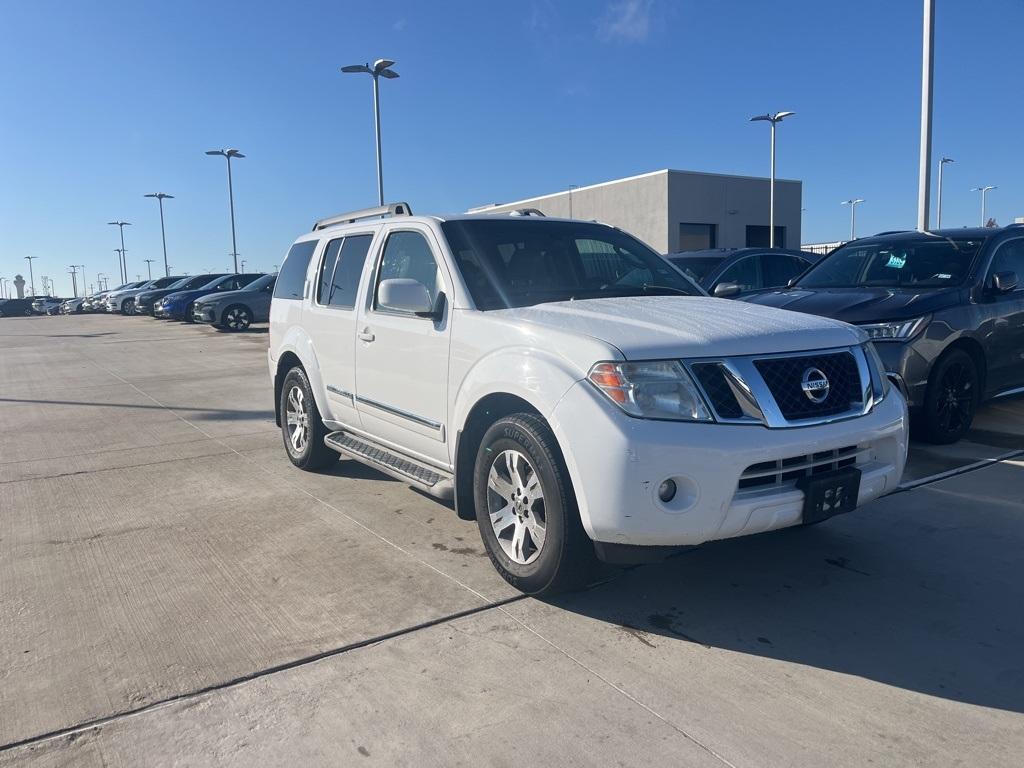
992,271,1019,293
378,278,436,316
713,282,742,298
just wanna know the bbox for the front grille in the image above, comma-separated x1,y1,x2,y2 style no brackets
754,352,861,421
738,445,862,490
691,363,743,419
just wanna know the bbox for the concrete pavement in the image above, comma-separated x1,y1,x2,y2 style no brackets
0,314,1021,766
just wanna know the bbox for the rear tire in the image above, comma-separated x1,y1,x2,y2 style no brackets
222,304,252,331
473,413,595,595
918,348,978,444
279,366,338,471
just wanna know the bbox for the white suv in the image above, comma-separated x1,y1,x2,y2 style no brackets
269,204,908,594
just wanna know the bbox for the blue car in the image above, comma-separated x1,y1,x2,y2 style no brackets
154,273,265,321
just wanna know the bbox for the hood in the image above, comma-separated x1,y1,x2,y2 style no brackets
195,287,248,306
741,286,963,324
496,296,865,360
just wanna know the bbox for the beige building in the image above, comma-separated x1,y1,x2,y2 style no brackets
469,169,802,253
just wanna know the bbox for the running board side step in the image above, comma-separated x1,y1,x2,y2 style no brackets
324,431,454,501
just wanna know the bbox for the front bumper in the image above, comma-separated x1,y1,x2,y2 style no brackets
550,381,909,548
874,340,932,409
192,305,217,324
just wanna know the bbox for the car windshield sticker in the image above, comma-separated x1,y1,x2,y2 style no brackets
884,252,907,269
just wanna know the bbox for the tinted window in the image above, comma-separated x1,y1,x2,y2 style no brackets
245,274,276,292
669,256,725,282
376,231,441,306
441,219,700,310
317,239,343,304
717,256,760,293
181,274,227,290
989,239,1024,290
329,235,373,308
151,277,183,288
799,238,986,289
761,254,809,287
274,241,318,300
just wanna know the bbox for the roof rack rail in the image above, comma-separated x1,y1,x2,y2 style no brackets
508,208,546,217
313,202,412,231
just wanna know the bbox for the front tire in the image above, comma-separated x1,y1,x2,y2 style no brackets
473,413,595,595
222,304,252,331
279,367,338,470
918,348,978,444
122,298,136,316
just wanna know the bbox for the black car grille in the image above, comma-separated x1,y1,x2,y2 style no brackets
754,352,862,421
691,363,743,419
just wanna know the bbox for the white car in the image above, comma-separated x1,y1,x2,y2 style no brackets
103,281,150,314
31,297,65,315
269,204,908,594
61,297,87,314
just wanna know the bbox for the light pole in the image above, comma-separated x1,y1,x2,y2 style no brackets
568,184,579,219
41,276,49,296
842,199,864,240
24,256,38,296
936,157,953,229
114,249,125,283
971,186,996,226
108,221,131,283
144,193,174,277
98,273,106,292
205,150,244,273
68,266,79,298
144,259,155,280
917,0,935,231
240,259,247,273
341,58,400,206
750,111,795,248
0,278,6,299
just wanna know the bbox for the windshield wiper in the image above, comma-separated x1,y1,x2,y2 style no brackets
639,283,695,296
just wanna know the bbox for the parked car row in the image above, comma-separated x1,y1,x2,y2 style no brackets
45,273,277,330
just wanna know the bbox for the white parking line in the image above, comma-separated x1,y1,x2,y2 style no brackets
896,448,1024,491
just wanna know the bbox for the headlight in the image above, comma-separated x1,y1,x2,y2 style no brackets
858,315,929,341
588,361,713,421
863,342,890,402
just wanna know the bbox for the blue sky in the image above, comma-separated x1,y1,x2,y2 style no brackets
1,0,1021,296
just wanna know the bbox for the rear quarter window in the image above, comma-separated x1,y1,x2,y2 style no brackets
274,241,319,300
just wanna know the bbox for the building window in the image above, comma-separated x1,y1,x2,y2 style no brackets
678,223,717,251
745,225,786,248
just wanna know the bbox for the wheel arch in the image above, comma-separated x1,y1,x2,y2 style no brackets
453,393,546,521
941,335,987,398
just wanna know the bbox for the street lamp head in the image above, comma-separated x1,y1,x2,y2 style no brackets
341,63,371,74
842,198,865,206
749,114,771,123
145,192,175,200
373,58,396,72
971,185,996,192
940,157,954,165
378,68,399,79
750,111,794,124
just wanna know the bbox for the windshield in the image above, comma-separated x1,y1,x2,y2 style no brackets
668,255,726,282
245,274,275,291
181,274,223,289
441,219,702,310
797,237,986,289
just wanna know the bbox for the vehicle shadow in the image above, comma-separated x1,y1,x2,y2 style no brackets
547,485,1024,714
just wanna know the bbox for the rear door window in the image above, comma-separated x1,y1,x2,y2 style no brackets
274,241,318,300
327,235,373,308
760,254,808,287
717,256,760,293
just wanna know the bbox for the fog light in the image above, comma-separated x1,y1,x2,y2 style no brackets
657,479,677,503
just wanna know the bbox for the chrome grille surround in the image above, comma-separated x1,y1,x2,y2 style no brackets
684,345,876,429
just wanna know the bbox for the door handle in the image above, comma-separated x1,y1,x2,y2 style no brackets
357,328,375,343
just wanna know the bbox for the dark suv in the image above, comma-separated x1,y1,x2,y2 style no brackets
743,226,1024,443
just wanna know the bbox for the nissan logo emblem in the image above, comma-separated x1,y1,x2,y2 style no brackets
801,367,830,403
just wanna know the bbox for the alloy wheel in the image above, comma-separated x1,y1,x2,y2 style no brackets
226,307,250,330
285,385,309,455
934,361,974,436
486,449,546,565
